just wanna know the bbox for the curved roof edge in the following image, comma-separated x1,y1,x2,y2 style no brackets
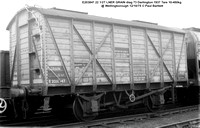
7,7,24,30
7,6,185,34
6,7,38,30
184,27,200,32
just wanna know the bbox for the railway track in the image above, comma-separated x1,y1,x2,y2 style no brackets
0,111,59,126
157,118,200,128
0,104,199,127
52,105,199,128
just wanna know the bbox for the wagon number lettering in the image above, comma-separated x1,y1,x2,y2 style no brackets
48,79,66,84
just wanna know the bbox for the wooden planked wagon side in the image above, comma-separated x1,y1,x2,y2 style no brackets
6,7,187,95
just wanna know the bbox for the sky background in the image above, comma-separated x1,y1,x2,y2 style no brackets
0,0,199,50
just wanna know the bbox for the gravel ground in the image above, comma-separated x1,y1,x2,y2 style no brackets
115,108,200,128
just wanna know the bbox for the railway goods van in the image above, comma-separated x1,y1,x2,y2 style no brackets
186,28,200,85
0,6,192,121
184,28,200,104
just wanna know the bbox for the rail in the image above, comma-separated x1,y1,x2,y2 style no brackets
157,118,200,128
52,105,199,128
1,104,199,127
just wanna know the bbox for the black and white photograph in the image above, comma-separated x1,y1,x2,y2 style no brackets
0,0,199,127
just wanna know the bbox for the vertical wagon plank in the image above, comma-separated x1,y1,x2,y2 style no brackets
92,22,97,91
172,32,176,103
145,29,150,88
159,31,164,87
129,27,134,89
71,19,75,92
112,24,116,90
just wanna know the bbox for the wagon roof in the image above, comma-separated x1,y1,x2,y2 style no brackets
7,7,185,33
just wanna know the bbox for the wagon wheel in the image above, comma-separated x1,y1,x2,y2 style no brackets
144,95,163,112
72,98,96,121
0,98,7,114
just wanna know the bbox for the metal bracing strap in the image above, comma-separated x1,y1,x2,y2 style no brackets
44,17,72,85
73,25,113,85
150,37,173,79
11,15,20,85
79,93,104,101
135,86,171,102
96,59,113,84
75,59,93,84
128,27,134,89
113,92,122,106
47,66,61,81
10,42,18,84
147,35,174,82
95,28,113,54
73,25,93,55
16,14,21,85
